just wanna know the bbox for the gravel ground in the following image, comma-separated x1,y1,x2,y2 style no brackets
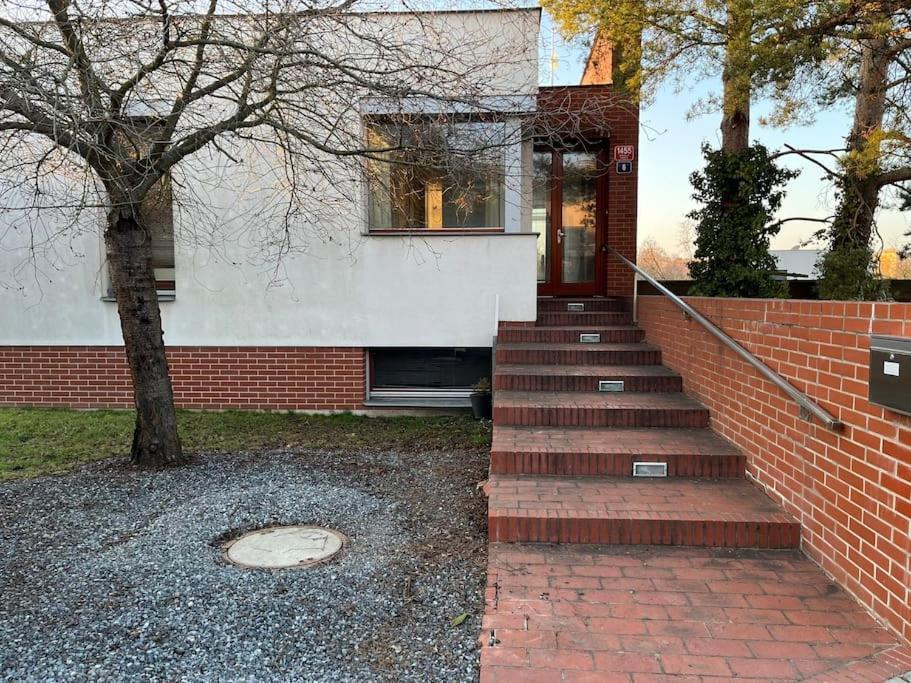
0,448,489,682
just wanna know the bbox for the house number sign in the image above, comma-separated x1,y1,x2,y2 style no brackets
613,145,635,161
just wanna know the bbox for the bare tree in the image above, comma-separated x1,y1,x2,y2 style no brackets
1,0,629,466
0,0,547,466
637,237,691,280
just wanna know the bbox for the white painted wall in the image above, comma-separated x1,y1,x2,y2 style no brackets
1,231,537,346
0,9,541,348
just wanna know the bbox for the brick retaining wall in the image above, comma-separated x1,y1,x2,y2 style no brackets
0,346,365,410
638,296,911,642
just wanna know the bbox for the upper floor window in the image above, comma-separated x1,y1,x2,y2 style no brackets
143,174,176,297
365,120,505,231
105,118,175,299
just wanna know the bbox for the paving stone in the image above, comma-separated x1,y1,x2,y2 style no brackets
481,544,910,682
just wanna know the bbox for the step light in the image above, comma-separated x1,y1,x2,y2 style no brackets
567,303,585,312
598,380,624,392
579,333,601,343
633,462,668,478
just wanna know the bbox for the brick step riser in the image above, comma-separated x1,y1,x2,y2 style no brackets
536,300,626,313
498,329,645,344
489,452,746,477
493,406,710,428
495,349,663,365
494,374,682,393
537,313,632,326
488,516,801,548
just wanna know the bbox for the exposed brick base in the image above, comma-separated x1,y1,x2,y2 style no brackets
0,346,365,410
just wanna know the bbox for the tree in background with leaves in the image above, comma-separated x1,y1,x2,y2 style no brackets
688,144,795,297
545,0,911,298
813,7,911,299
542,0,845,296
542,0,853,153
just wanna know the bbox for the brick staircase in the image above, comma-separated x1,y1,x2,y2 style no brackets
488,296,800,549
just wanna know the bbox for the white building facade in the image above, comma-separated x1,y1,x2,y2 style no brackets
0,7,638,410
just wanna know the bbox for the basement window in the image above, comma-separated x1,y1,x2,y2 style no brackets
367,348,492,407
365,121,505,231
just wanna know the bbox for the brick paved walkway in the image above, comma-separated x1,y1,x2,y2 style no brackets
482,544,911,682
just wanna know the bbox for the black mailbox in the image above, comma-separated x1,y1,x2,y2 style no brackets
869,336,911,416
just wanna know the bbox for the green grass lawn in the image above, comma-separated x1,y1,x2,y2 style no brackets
0,408,492,481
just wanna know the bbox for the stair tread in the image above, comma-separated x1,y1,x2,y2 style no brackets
495,390,707,411
538,296,621,301
497,342,657,352
538,311,629,317
491,426,740,456
487,475,796,523
495,364,679,377
500,324,640,331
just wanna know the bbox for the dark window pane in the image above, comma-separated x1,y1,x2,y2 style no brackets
371,348,491,389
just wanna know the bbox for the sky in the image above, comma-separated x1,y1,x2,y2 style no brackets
539,12,911,256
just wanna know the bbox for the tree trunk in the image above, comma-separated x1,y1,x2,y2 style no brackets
720,0,752,155
105,205,184,466
819,35,891,300
831,36,890,251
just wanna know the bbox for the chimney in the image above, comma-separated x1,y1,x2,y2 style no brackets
581,32,614,85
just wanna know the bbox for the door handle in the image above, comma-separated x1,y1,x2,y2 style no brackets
557,228,565,244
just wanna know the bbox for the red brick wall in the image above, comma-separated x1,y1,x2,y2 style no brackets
638,297,911,642
604,103,638,301
538,85,639,299
0,346,366,410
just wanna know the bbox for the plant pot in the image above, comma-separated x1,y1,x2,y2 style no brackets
470,391,492,420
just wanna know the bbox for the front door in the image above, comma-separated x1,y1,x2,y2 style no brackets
533,148,607,296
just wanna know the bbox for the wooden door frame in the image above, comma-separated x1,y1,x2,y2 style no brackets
536,143,609,297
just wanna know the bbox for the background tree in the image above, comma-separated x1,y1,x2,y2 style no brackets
688,143,795,296
0,0,548,466
637,237,691,279
762,2,910,298
543,0,845,296
546,0,910,299
542,0,840,152
816,8,911,298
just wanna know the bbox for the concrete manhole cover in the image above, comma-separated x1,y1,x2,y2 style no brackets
223,525,346,569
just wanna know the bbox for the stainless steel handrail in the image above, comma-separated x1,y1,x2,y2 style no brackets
611,249,843,430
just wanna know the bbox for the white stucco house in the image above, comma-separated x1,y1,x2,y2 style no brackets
0,6,639,411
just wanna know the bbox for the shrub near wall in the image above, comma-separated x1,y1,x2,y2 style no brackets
638,296,911,642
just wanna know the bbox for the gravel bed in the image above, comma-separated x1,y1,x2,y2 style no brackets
0,448,489,682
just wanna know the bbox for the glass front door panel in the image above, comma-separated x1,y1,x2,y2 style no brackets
532,152,552,282
560,152,598,284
